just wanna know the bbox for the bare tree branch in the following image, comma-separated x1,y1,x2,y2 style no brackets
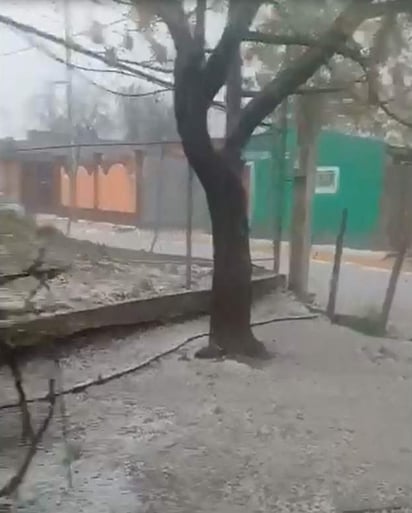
225,0,373,151
242,77,367,97
0,13,173,90
379,100,412,129
117,56,174,74
361,0,412,18
132,0,193,55
83,79,172,97
0,264,67,287
1,343,34,442
225,0,244,135
334,16,412,131
0,378,56,498
194,0,207,51
245,30,365,62
203,0,262,104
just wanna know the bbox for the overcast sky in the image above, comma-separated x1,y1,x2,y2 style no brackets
0,1,168,139
0,0,230,140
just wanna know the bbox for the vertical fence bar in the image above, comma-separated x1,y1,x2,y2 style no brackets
149,143,164,253
379,164,410,334
186,163,194,289
273,97,289,273
134,149,143,229
273,47,291,273
63,0,77,235
326,208,348,321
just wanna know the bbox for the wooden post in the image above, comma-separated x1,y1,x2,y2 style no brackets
327,208,348,321
185,164,194,289
288,95,323,298
149,143,164,253
379,244,407,334
272,99,288,274
378,164,410,334
134,149,143,228
273,49,291,274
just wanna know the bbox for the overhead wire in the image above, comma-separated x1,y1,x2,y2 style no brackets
0,16,127,57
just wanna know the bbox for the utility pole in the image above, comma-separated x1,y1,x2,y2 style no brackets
288,95,323,298
273,47,291,274
63,0,77,235
272,96,289,273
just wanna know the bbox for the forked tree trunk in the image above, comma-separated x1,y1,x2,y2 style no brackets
175,64,266,358
194,153,267,358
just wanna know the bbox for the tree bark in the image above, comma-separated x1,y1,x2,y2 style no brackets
194,152,266,358
172,31,266,358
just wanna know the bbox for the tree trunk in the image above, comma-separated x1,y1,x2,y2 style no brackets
173,60,265,358
194,153,267,358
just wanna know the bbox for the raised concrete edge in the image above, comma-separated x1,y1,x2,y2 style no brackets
1,274,286,346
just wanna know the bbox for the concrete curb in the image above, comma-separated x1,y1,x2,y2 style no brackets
1,274,286,346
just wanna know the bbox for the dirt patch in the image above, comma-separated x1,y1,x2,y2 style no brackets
0,213,218,319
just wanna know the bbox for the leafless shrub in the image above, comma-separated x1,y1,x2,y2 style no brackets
0,247,67,500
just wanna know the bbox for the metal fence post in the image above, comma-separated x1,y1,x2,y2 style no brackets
273,98,288,274
185,163,194,289
149,143,164,253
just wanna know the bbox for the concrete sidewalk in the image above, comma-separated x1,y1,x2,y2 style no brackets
36,216,412,338
37,215,391,270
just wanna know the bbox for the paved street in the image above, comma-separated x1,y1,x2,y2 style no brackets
38,216,412,339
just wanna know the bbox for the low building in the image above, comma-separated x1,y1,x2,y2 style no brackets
1,129,409,251
244,128,403,250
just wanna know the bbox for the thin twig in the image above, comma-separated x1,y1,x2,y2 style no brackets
0,379,56,498
54,359,73,489
7,352,34,443
0,314,318,411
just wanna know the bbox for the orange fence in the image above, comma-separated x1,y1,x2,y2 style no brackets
60,153,140,220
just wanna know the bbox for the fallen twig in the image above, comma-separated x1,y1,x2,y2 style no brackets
0,379,56,498
54,359,73,489
0,248,69,287
0,313,318,411
7,352,34,442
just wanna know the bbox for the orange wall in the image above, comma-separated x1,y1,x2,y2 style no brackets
76,166,94,209
98,163,136,213
59,154,139,214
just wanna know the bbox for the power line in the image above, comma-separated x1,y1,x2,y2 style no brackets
15,139,184,152
20,32,173,99
80,74,173,97
12,129,275,153
0,16,127,57
0,13,175,89
0,13,272,129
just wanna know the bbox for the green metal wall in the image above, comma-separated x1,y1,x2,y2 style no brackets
245,129,386,249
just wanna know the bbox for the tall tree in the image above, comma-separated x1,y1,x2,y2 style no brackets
130,0,411,358
1,0,412,358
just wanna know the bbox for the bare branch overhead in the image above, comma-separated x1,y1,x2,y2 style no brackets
194,0,207,51
244,30,365,63
0,13,173,90
362,0,412,18
225,0,373,151
202,0,263,104
132,0,193,54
